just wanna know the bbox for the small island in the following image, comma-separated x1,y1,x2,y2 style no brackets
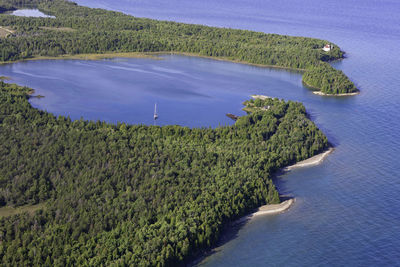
0,0,358,95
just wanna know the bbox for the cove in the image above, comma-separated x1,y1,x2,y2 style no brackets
72,0,400,266
0,54,317,128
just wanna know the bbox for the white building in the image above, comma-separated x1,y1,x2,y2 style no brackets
322,44,333,52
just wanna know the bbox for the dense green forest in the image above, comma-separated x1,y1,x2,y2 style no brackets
0,0,333,265
302,62,357,94
0,80,328,265
0,0,358,94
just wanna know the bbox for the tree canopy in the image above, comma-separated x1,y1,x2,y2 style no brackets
0,1,333,265
0,81,328,265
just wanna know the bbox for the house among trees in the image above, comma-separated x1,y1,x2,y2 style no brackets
322,44,333,52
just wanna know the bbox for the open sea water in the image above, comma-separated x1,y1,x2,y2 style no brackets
3,0,400,265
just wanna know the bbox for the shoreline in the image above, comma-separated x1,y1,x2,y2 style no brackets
0,52,162,65
283,147,334,171
251,94,272,100
0,51,307,72
234,147,334,224
0,76,11,80
156,52,307,72
0,51,356,97
234,199,295,224
312,91,360,96
252,198,295,217
195,147,333,264
302,80,360,97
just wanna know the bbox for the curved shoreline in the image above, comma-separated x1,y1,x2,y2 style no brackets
253,198,295,217
302,80,359,96
237,148,333,222
234,198,295,225
0,51,357,97
0,51,306,73
284,147,334,171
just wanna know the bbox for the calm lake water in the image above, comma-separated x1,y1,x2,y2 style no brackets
0,56,309,127
5,0,400,265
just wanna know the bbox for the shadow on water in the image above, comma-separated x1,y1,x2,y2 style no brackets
187,219,249,266
188,192,295,267
185,216,248,266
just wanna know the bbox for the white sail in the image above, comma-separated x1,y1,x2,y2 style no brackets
154,103,158,120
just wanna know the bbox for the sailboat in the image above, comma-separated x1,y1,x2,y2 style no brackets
154,103,158,120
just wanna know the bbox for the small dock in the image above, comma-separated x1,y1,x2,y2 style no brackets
226,113,239,121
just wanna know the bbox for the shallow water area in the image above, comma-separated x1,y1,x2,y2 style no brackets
8,9,55,18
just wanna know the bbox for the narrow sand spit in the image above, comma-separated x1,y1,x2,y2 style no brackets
313,91,359,96
235,199,295,224
283,147,334,171
252,198,295,217
235,148,333,223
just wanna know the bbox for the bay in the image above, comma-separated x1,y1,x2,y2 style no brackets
5,0,400,265
1,56,310,128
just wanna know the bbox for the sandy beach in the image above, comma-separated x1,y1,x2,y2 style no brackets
234,198,295,224
252,198,295,217
313,91,360,96
284,147,334,171
234,148,333,223
251,94,272,100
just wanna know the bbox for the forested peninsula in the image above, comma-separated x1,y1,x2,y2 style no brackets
0,82,328,266
0,1,334,266
0,0,358,95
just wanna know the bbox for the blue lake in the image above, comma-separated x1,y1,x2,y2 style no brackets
1,56,314,128
4,0,400,265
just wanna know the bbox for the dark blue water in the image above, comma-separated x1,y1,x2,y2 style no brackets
5,0,400,265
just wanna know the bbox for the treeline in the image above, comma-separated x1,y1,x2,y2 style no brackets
0,81,328,266
0,0,357,94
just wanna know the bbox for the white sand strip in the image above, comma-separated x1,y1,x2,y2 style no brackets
283,147,334,171
313,91,359,96
234,198,295,224
251,94,271,100
252,198,295,217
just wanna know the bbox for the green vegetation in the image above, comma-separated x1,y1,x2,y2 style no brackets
302,62,358,94
0,203,45,218
243,97,274,113
0,0,335,265
0,81,328,265
0,0,357,95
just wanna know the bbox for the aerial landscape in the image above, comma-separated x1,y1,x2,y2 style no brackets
1,0,400,266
